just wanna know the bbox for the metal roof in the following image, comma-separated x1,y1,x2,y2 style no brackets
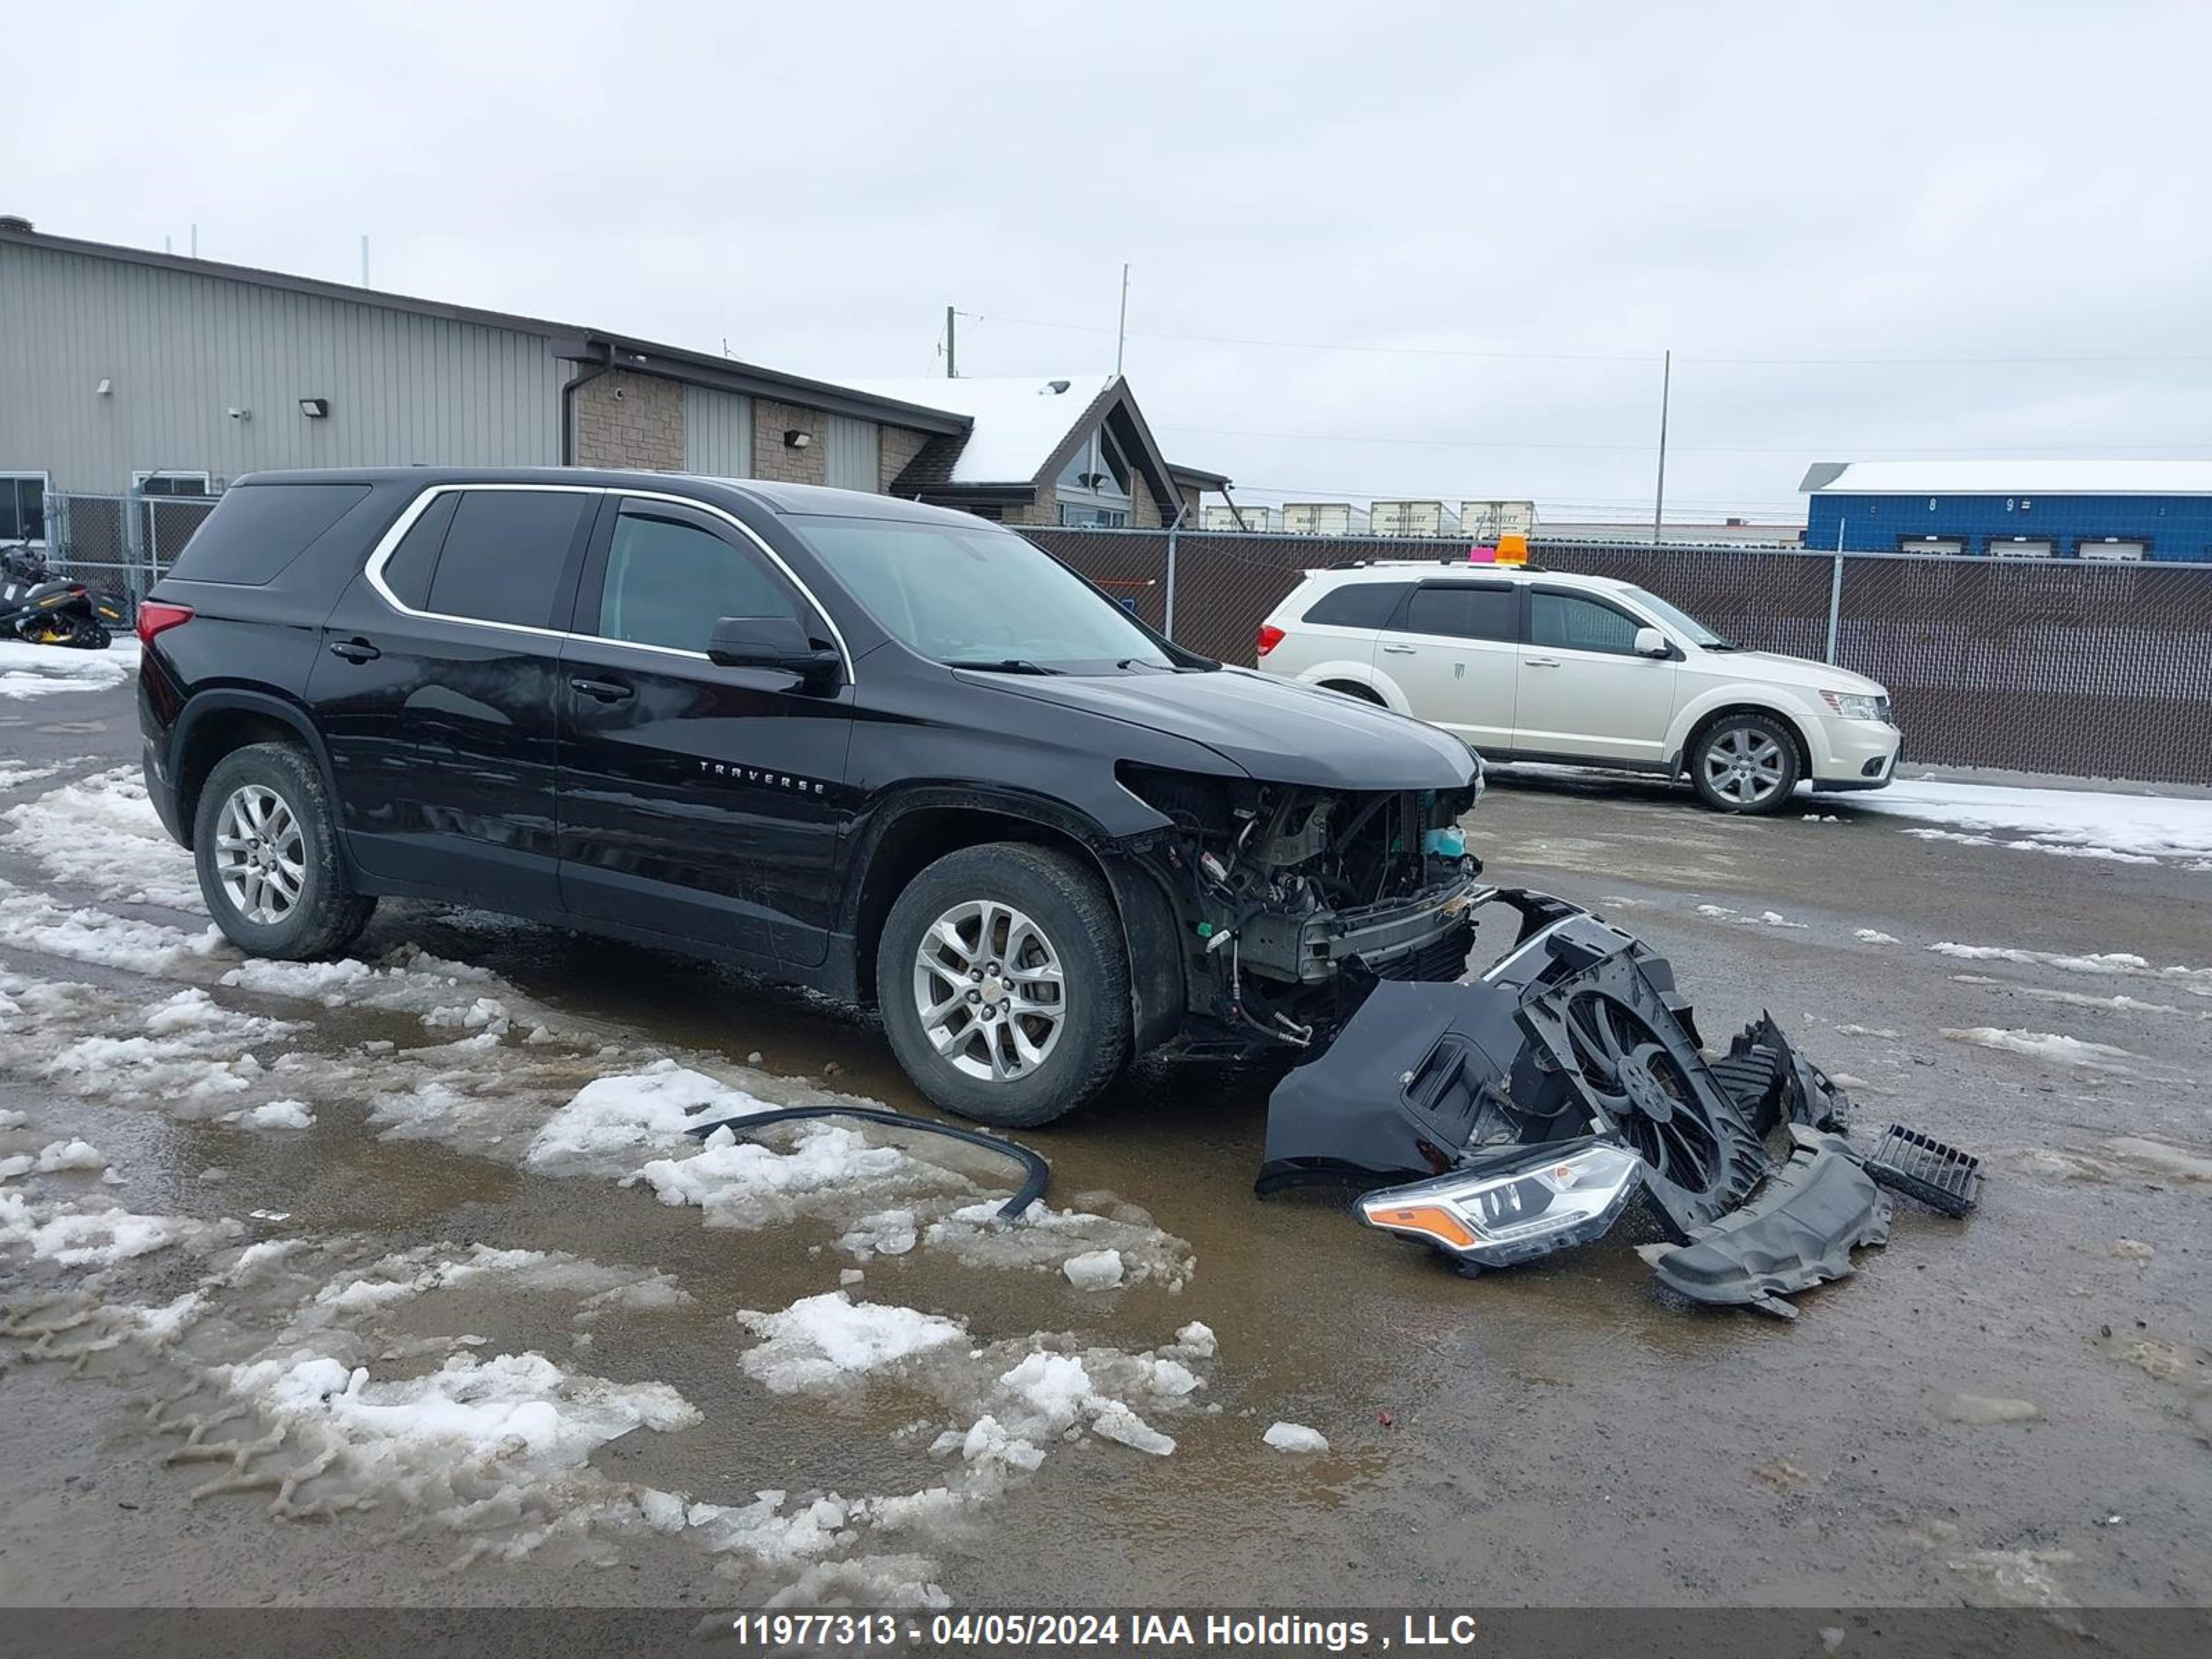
1803,460,2212,496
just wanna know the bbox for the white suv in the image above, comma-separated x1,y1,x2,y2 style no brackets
1255,561,1901,814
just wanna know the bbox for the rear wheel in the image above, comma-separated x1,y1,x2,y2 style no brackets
193,742,375,958
1688,713,1801,814
878,843,1131,1127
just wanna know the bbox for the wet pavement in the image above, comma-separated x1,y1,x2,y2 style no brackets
2,675,2209,1610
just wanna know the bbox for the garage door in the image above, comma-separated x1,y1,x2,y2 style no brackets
1990,537,2053,558
2077,538,2146,562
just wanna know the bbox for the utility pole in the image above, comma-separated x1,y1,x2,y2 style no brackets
1651,348,1671,547
1114,263,1130,377
360,234,371,288
945,306,957,378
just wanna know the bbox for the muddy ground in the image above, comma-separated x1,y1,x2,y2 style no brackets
1,667,2207,1611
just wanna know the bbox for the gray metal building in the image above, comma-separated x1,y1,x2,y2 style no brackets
0,216,973,548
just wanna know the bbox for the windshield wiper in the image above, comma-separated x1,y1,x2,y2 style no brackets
1703,641,1739,652
944,657,1062,675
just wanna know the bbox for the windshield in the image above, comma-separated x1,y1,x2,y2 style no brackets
1620,585,1734,650
789,514,1184,673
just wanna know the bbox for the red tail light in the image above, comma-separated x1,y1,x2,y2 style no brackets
135,601,194,646
1256,624,1286,657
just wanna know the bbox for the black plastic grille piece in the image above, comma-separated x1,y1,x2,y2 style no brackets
1862,1123,1982,1218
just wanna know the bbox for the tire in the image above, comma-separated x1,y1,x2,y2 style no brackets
192,742,375,959
1688,712,1803,814
877,842,1132,1127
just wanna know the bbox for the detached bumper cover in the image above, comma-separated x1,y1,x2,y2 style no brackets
1259,888,1980,1318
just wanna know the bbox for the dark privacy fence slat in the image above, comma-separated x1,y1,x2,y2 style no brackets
1021,528,2212,786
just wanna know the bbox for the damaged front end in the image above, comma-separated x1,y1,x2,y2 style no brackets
1118,764,1485,1053
1259,888,1980,1316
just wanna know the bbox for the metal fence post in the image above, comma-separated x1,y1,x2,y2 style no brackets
1824,518,1846,666
1163,512,1181,641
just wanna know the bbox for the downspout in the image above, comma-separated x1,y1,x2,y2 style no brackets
559,341,616,467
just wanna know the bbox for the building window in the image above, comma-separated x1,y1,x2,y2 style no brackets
1989,537,2053,559
133,470,214,497
1,472,49,543
1897,535,1966,556
2077,538,2147,563
1058,503,1128,528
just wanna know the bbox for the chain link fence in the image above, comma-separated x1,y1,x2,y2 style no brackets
1021,526,2212,786
32,491,221,619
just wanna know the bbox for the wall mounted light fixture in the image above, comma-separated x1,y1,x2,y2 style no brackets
95,377,113,397
784,430,812,449
299,397,330,418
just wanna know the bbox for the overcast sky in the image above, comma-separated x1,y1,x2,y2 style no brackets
19,1,2212,522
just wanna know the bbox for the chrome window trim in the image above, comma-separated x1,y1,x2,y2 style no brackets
361,481,856,679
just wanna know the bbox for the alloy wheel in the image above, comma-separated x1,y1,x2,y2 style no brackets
214,783,306,925
912,899,1067,1082
1702,725,1786,806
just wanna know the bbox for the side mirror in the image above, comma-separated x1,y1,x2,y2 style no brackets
1633,626,1674,659
706,615,843,686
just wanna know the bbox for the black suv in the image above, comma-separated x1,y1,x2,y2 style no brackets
140,470,1481,1125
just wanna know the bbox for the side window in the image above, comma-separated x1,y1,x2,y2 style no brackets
1302,581,1410,628
1403,583,1515,642
1530,591,1641,655
597,506,798,654
423,489,590,629
379,493,459,609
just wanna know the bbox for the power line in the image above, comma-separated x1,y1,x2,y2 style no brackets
953,310,2212,368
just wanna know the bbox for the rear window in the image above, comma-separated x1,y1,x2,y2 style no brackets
165,483,371,585
1301,581,1410,628
422,490,591,629
1404,583,1516,642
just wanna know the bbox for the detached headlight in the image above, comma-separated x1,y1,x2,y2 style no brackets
1820,688,1889,722
1357,1137,1644,1271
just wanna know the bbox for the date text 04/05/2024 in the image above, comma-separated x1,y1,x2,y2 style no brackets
722,1612,1483,1650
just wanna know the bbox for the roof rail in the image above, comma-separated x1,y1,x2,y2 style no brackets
1328,556,1546,573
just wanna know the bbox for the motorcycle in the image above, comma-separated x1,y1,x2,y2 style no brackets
0,541,125,649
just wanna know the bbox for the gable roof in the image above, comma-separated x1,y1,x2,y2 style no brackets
851,374,1221,512
0,221,968,437
1803,459,2212,496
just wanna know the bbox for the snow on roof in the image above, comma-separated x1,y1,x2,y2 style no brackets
844,375,1114,484
1807,460,2212,497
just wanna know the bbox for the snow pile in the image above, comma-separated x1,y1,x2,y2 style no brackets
1855,778,2212,867
1263,1421,1330,1454
311,1244,693,1321
225,1348,699,1486
0,638,137,699
1942,1027,2137,1067
988,1348,1179,1456
1856,929,1901,945
0,760,65,791
1931,941,2212,995
226,1099,316,1130
41,988,301,1114
922,1198,1194,1289
1696,903,1808,929
632,1123,935,1230
3,1194,234,1266
738,1291,966,1394
523,1062,775,1172
838,1208,919,1257
1062,1248,1125,1290
2,767,200,908
0,874,223,973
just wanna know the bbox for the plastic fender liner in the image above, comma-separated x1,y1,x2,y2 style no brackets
1637,1128,1892,1320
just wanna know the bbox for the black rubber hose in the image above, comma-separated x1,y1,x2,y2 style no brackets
682,1106,1049,1220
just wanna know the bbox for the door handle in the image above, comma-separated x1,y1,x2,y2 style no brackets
1525,656,1562,668
568,675,635,703
1380,644,1417,655
328,637,380,663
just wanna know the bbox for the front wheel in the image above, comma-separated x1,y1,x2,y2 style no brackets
877,843,1132,1127
1688,713,1802,814
193,742,375,958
